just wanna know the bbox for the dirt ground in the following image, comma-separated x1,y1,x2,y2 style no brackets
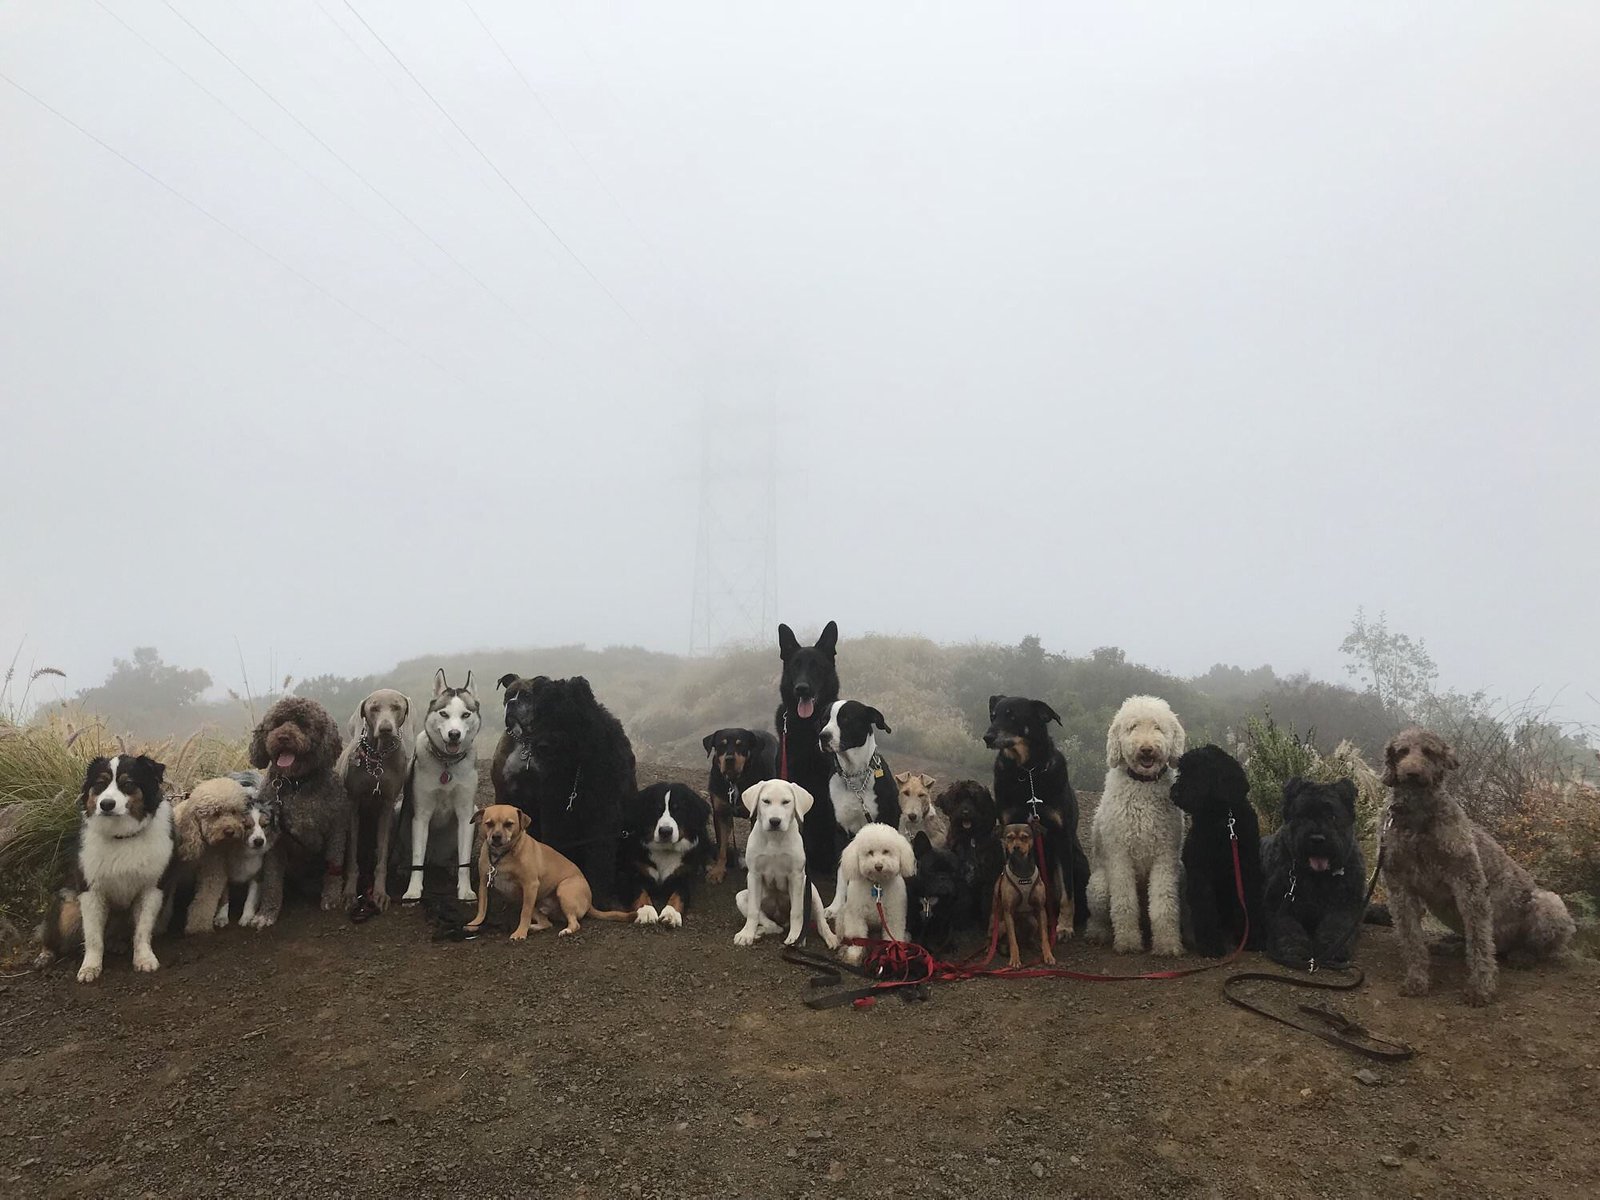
3,762,1598,1200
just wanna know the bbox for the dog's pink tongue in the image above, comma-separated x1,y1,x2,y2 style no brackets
275,751,296,770
1309,856,1331,873
797,699,814,719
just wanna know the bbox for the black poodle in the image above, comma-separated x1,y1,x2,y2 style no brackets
1169,745,1263,955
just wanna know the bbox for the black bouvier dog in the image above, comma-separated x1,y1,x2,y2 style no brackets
936,780,1003,931
1170,745,1264,956
906,831,972,954
1260,777,1366,969
506,676,636,906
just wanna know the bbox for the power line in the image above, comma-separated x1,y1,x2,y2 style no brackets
1,69,466,387
340,0,649,338
160,0,543,346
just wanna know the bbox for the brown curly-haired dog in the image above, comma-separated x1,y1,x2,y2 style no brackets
171,774,273,934
249,696,346,920
1382,727,1575,1006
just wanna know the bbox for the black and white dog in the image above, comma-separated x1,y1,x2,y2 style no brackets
984,695,1090,938
818,700,900,840
775,621,842,877
703,727,777,884
36,755,175,983
615,782,714,927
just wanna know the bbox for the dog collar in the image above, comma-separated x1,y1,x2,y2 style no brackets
424,735,471,766
1124,765,1170,783
1004,862,1038,891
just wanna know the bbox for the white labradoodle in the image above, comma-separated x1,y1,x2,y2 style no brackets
1086,695,1187,955
815,823,917,965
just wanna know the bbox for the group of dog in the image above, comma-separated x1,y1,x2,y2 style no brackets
35,621,1578,1006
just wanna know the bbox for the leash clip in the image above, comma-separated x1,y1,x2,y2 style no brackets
1227,815,1238,841
1308,957,1317,974
871,884,883,901
1285,866,1298,903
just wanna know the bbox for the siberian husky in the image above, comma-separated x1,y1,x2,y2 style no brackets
400,670,482,903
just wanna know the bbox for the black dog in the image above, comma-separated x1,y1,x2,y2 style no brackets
1170,745,1264,955
703,727,777,884
774,621,842,877
936,780,1003,930
818,700,900,840
983,696,1089,936
1260,777,1367,969
906,831,972,954
615,782,713,925
501,675,635,906
491,672,547,810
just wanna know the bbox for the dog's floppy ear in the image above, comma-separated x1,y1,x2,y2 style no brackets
1033,700,1062,726
895,830,917,878
1281,777,1308,820
570,676,594,702
398,694,410,725
816,620,839,656
839,836,861,881
247,720,269,769
911,830,933,860
864,705,890,734
1440,737,1460,773
778,623,799,661
703,733,716,755
740,782,763,817
433,668,448,698
894,770,910,785
1105,718,1124,770
1380,737,1400,787
470,808,485,825
918,773,937,789
498,673,519,691
791,783,814,820
989,695,1004,720
517,810,530,832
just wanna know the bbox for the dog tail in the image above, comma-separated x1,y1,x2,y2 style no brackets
809,884,840,950
586,908,637,923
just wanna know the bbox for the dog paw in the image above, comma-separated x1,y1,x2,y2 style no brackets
1112,935,1143,955
133,949,160,973
557,927,576,938
508,929,528,942
456,885,476,903
635,905,660,926
1007,955,1022,969
76,962,103,984
1084,921,1111,945
244,914,276,930
342,881,360,904
783,930,804,947
1042,951,1057,966
706,866,726,885
1151,937,1184,958
213,912,230,930
733,928,758,947
371,888,389,912
659,906,683,929
320,889,343,912
842,945,864,965
400,886,423,903
1053,920,1074,941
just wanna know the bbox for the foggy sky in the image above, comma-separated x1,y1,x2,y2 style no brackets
3,2,1596,722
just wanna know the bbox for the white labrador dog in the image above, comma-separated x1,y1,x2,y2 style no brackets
815,823,917,964
733,780,832,948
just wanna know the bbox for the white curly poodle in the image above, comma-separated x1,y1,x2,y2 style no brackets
816,823,917,964
1085,695,1187,955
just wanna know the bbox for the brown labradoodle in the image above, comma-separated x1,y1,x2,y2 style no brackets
1381,727,1575,1006
249,696,347,919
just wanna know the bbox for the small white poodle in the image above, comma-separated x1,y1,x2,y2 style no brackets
816,823,917,964
1086,695,1187,955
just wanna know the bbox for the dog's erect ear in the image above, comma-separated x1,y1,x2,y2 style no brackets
912,830,933,860
989,695,1004,721
864,706,889,734
433,668,448,698
703,733,716,755
816,621,839,656
1033,700,1063,726
462,670,473,693
896,831,917,878
1333,778,1358,816
791,783,814,821
739,782,762,817
778,623,799,661
498,673,519,691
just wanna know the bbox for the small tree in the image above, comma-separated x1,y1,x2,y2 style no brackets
77,647,211,717
1339,608,1436,719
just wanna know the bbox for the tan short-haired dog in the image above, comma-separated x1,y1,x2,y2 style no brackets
465,805,633,939
996,823,1054,968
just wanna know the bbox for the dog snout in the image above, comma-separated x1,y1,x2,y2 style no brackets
793,683,813,700
982,730,999,748
656,825,675,842
767,817,783,831
248,835,266,849
98,796,116,814
1136,744,1162,764
376,719,396,738
446,728,462,743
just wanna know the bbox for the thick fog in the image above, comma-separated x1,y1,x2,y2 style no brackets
2,2,1596,718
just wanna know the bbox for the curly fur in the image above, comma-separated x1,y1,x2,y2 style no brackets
248,696,346,920
936,780,1003,930
1382,727,1576,1006
817,823,916,965
1086,695,1187,955
1170,745,1264,955
169,775,274,934
1260,777,1366,967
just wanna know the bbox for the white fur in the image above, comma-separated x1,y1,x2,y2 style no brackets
733,780,815,947
1085,695,1187,956
821,700,880,836
814,823,916,965
75,781,175,984
401,672,482,903
215,807,274,928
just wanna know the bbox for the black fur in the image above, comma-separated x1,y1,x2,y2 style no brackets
1170,745,1264,955
1260,777,1366,968
703,727,777,866
509,675,636,906
984,695,1089,933
820,701,900,833
906,831,971,953
936,780,1003,930
615,783,713,912
774,621,841,877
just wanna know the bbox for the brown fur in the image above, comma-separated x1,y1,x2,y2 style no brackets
171,777,256,935
1382,727,1576,1006
248,696,346,919
995,823,1053,967
464,804,634,938
338,689,410,912
895,771,949,845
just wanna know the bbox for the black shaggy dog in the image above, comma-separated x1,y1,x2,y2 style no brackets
1170,745,1264,955
1260,777,1366,969
615,782,713,926
703,727,778,884
984,696,1089,936
906,831,972,954
936,780,1003,930
774,621,842,877
507,676,636,906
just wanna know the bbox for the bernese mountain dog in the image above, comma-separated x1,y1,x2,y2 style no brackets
615,782,714,927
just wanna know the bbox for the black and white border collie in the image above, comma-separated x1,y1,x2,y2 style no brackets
819,701,900,840
36,754,175,983
615,783,713,927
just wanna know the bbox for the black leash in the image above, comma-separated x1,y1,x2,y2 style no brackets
781,945,930,1009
